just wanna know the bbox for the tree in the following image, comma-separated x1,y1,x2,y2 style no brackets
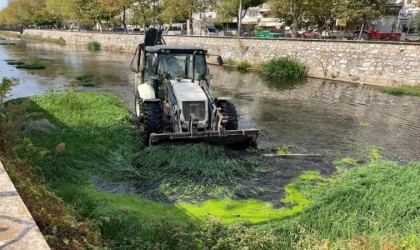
214,0,265,32
333,0,388,31
129,0,154,28
101,0,134,32
159,0,208,34
268,0,327,38
2,0,47,25
46,0,82,28
409,12,420,33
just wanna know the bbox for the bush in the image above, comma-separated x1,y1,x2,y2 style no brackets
259,56,308,80
223,57,236,65
0,77,17,153
87,41,101,50
236,60,252,71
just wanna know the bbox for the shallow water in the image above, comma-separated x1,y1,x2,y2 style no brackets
2,40,419,167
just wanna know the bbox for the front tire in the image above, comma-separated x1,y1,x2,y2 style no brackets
143,99,163,145
217,100,238,130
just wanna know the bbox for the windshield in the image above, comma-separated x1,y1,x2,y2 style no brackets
159,53,207,80
206,27,218,32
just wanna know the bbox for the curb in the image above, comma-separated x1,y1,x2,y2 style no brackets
0,161,50,249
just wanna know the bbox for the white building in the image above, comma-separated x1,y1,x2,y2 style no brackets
375,0,419,36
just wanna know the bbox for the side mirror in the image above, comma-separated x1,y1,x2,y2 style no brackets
217,56,224,66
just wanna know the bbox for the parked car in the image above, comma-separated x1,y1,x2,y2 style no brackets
113,27,125,33
201,26,219,36
132,27,143,33
299,31,319,39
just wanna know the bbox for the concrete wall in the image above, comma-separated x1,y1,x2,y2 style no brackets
22,30,420,86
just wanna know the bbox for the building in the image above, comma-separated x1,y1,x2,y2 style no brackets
375,0,419,37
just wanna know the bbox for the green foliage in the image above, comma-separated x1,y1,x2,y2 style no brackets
137,143,258,201
276,145,292,155
0,77,17,105
236,60,252,71
3,91,420,249
0,42,16,45
56,37,66,45
0,77,18,152
1,94,103,248
223,57,237,65
16,63,46,70
87,41,101,50
179,170,332,225
334,0,389,27
379,85,420,96
3,157,103,249
410,12,420,33
21,92,137,186
214,0,265,23
74,74,98,87
260,56,308,80
6,61,25,65
31,11,46,26
7,57,49,70
269,160,420,248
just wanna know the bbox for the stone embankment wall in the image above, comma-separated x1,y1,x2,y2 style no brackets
23,29,420,86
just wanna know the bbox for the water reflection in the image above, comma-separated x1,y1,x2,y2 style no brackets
1,40,419,165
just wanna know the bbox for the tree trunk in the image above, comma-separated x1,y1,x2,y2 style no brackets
291,15,298,38
122,7,127,33
189,11,193,35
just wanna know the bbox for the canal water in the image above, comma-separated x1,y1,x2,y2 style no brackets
1,40,419,170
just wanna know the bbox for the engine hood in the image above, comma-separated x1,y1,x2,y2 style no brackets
171,79,207,103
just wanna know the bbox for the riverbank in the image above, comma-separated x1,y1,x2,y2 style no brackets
1,91,419,248
15,29,420,87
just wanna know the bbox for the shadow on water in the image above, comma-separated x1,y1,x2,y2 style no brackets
261,75,307,91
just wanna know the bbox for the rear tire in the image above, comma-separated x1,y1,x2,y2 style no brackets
143,99,163,145
217,100,238,130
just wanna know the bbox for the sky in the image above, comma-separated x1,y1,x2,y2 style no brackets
0,0,7,11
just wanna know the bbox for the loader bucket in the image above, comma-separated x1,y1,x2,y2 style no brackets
149,129,259,147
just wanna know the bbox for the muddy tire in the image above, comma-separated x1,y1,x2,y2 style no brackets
134,92,143,123
217,100,238,130
143,99,163,145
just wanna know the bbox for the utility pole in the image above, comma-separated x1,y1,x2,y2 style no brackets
237,0,243,37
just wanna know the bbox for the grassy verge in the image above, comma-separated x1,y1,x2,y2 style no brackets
1,91,419,249
379,85,420,96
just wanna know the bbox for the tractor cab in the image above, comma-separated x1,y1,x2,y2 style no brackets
142,45,210,87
